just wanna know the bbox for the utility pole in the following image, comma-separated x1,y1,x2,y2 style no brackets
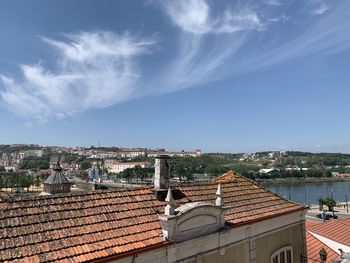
346,194,349,214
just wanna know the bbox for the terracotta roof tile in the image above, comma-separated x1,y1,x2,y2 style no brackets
308,218,350,247
0,171,305,262
306,231,339,263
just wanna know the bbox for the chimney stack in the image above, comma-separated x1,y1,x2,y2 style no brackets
154,155,170,190
153,155,171,200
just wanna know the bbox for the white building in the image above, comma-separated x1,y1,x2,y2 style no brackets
119,149,146,159
110,162,151,173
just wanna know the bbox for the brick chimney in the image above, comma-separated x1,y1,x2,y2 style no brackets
154,155,170,200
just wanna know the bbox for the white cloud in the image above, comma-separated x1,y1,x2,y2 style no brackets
310,0,330,15
268,14,289,23
237,1,350,71
218,9,264,33
161,0,263,34
0,32,155,121
154,0,264,94
311,4,330,15
266,0,282,6
161,0,211,34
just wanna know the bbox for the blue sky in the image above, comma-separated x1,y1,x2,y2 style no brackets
1,0,350,153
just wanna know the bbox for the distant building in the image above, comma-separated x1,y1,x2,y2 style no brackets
27,149,45,157
88,162,102,182
259,168,277,174
119,148,146,158
110,161,151,173
285,166,309,171
334,173,350,178
147,149,201,158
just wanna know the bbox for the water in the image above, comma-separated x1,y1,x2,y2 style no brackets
263,180,350,205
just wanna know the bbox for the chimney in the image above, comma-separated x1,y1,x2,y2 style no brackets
153,155,170,200
154,155,170,190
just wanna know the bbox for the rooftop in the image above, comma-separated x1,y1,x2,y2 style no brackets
306,219,350,263
0,171,305,262
308,218,350,247
306,231,339,263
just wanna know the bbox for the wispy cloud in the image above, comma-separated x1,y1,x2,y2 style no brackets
268,14,289,23
265,0,282,6
155,0,264,93
310,0,330,15
1,0,350,122
237,1,350,71
0,32,155,120
161,0,264,34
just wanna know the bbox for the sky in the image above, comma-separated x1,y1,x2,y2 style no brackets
1,0,350,153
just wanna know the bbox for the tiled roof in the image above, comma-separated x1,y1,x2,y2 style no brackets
0,171,306,262
308,218,350,247
306,230,339,263
0,191,11,209
215,171,240,182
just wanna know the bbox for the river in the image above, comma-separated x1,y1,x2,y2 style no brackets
263,180,350,205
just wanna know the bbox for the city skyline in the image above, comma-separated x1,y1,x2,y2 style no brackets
1,0,350,153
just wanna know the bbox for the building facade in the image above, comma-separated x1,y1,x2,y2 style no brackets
110,161,151,173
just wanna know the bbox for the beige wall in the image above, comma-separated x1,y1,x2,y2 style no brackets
111,212,306,263
255,223,305,263
189,242,250,263
185,223,304,263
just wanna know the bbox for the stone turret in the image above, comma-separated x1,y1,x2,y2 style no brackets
43,162,71,195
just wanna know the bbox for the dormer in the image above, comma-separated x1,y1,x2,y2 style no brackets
159,185,227,242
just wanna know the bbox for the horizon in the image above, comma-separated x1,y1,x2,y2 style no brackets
3,142,350,155
1,1,350,153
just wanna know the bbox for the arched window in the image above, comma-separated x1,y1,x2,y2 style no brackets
271,246,293,263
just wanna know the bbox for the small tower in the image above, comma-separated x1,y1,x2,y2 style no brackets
43,162,71,195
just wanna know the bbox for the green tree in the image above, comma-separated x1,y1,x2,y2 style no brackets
80,160,92,170
322,197,336,211
118,168,132,183
132,165,147,182
19,156,49,170
19,176,34,191
184,166,194,182
34,176,41,188
173,163,185,182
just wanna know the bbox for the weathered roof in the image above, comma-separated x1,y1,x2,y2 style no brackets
0,191,11,209
0,171,306,262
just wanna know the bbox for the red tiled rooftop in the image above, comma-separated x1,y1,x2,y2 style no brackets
308,218,350,247
335,174,350,177
0,171,306,262
306,231,339,263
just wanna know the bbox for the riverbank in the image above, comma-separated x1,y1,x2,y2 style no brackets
257,177,347,184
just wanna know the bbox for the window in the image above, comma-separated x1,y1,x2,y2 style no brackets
271,246,293,263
